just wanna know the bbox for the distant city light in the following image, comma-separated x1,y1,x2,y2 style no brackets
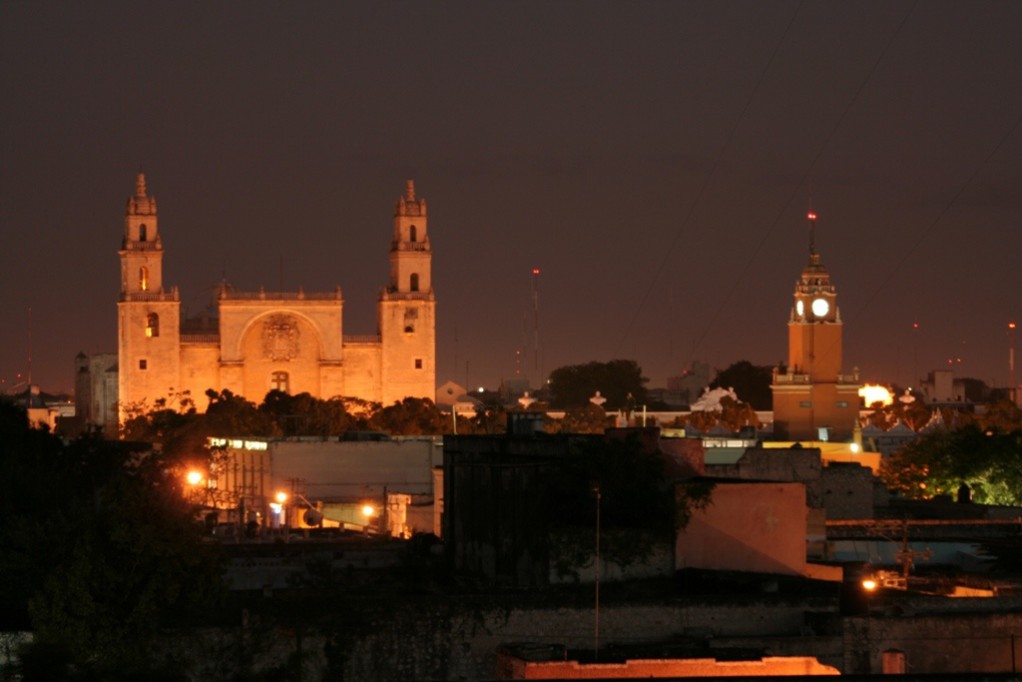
859,384,893,407
478,387,484,393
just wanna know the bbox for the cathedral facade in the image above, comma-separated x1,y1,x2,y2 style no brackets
117,174,435,421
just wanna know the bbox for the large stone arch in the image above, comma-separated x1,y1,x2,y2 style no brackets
236,310,327,402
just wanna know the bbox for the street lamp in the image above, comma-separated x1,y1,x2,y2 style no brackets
269,491,289,530
184,469,209,507
361,503,377,534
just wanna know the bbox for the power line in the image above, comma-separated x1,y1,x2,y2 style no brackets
844,112,1022,326
615,0,806,355
811,109,1022,382
681,1,919,370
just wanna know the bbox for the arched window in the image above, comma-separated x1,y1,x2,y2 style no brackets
409,224,417,242
139,224,148,242
410,273,419,292
146,313,159,338
139,266,149,291
271,371,290,394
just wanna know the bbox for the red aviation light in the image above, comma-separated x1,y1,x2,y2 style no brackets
807,211,817,221
531,268,541,275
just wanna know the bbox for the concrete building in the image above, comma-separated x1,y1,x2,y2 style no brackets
192,435,442,537
772,211,860,441
73,351,118,435
662,360,712,407
676,480,812,576
115,173,435,423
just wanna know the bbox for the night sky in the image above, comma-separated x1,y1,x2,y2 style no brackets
2,1,1020,399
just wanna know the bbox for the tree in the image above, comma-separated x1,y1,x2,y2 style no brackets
371,397,446,435
548,359,648,410
547,404,610,434
260,390,369,436
709,360,773,410
545,434,713,572
0,398,224,676
881,422,1022,505
863,397,935,431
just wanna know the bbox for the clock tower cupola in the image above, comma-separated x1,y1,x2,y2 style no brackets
772,211,859,441
789,211,841,380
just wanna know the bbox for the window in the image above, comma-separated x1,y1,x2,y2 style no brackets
146,313,159,338
271,371,290,394
409,224,417,242
139,359,147,370
139,266,149,291
410,273,419,292
139,223,147,241
414,359,423,369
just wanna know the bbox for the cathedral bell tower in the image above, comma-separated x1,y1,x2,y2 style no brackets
119,172,164,295
771,211,859,441
117,172,181,422
378,180,436,405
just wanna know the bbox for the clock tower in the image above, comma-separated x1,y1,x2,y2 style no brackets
771,211,859,441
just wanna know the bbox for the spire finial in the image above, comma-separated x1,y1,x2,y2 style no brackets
135,170,147,198
806,209,818,258
405,179,415,202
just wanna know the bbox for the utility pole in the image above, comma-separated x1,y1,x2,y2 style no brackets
1010,322,1017,406
593,483,601,660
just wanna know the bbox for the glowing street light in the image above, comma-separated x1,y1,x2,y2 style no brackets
861,578,878,592
361,504,376,519
275,491,288,504
186,470,204,486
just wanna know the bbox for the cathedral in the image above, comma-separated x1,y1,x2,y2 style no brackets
771,211,860,441
117,173,436,422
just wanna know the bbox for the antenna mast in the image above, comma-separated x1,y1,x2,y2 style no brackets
531,268,541,377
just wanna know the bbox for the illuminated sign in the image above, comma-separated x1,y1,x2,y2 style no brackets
207,437,268,451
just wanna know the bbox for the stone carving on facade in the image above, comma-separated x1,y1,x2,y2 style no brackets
262,314,300,361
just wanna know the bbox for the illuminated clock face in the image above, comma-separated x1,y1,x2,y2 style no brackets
796,300,804,317
811,297,830,317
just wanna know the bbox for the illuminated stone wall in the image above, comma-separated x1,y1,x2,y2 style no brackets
676,481,809,576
